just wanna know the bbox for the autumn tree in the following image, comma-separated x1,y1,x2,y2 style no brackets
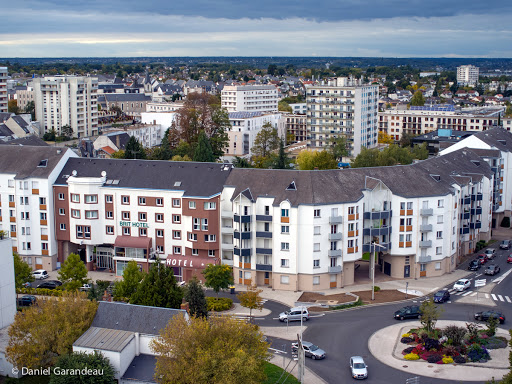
202,264,234,297
58,253,89,291
410,90,425,106
8,99,19,114
130,263,183,308
296,149,338,170
184,276,208,319
150,314,270,384
378,131,394,144
13,252,34,290
49,351,115,384
113,260,144,301
237,285,264,322
251,123,280,159
6,291,98,369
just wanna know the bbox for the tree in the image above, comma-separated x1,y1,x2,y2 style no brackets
184,276,208,319
130,263,183,308
193,130,215,162
378,131,394,145
6,291,98,369
328,135,349,161
13,252,34,290
296,149,338,170
274,138,291,169
251,123,279,159
237,285,264,323
60,124,73,139
58,253,88,291
419,298,443,334
113,260,144,301
150,314,270,384
410,90,425,106
232,156,252,168
202,264,234,297
278,100,292,112
350,147,382,168
49,351,115,384
267,64,277,76
8,99,19,114
124,136,147,159
411,142,429,160
24,100,35,120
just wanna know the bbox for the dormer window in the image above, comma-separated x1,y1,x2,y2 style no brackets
286,181,297,191
430,174,441,182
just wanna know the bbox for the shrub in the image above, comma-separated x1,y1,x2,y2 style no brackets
331,298,363,310
442,356,454,364
424,338,440,351
206,297,233,312
427,354,442,363
373,286,380,292
401,337,414,344
441,345,459,357
404,353,420,360
465,322,481,342
483,336,508,350
453,355,466,364
500,216,510,228
467,344,490,362
486,315,499,337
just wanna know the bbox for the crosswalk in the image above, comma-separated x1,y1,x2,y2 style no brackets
448,288,512,304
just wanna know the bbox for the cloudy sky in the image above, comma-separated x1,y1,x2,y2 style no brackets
1,0,511,57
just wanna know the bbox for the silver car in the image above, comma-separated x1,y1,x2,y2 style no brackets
292,341,326,360
350,356,368,379
278,307,309,322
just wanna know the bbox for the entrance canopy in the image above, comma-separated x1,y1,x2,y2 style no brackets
114,236,152,249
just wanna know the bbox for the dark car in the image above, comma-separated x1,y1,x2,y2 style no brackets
474,310,505,324
477,254,488,265
38,281,61,289
17,295,36,309
394,305,421,320
468,259,481,271
433,290,450,303
485,264,500,276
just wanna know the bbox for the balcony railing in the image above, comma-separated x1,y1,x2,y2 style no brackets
363,210,392,220
221,226,233,234
462,197,471,205
418,255,432,263
470,207,483,215
234,214,251,223
256,231,272,238
460,212,470,220
419,240,432,248
420,208,433,216
328,249,342,257
234,231,251,240
221,211,233,218
328,265,342,273
234,247,251,257
255,247,272,255
362,226,391,236
420,224,432,232
329,216,343,224
472,193,483,201
256,214,273,221
256,264,272,271
459,226,470,235
362,242,391,253
328,232,342,241
470,221,482,229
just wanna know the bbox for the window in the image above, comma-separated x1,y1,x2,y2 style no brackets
122,212,130,220
139,228,147,236
281,259,289,267
330,241,338,250
156,213,164,222
173,230,181,239
420,263,426,272
156,229,164,237
452,227,456,235
204,202,216,210
172,215,181,224
59,208,65,215
58,193,65,200
8,179,14,188
348,207,355,215
105,195,113,203
193,218,200,230
85,211,98,219
156,198,163,206
189,201,196,209
314,226,321,235
313,259,320,268
9,195,14,202
437,215,443,224
313,276,320,285
438,199,444,208
23,242,32,250
281,209,289,217
39,197,46,205
314,209,321,218
407,202,413,210
281,275,289,284
71,194,80,203
76,226,84,238
173,246,181,255
406,234,412,242
208,250,215,257
436,231,443,239
123,227,131,236
313,243,320,252
201,218,208,231
189,233,197,241
21,212,30,220
85,195,98,204
60,223,66,230
157,245,165,253
139,212,147,221
281,242,289,251
106,211,113,219
435,262,441,270
22,227,30,235
106,226,114,235
138,197,146,205
436,247,442,255
452,241,455,250
264,222,270,231
281,225,289,233
348,239,354,248
406,218,412,226
192,248,199,256
205,234,216,242
122,196,130,205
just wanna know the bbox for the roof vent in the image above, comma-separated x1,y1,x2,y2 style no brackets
471,160,480,167
106,180,113,185
174,181,182,187
38,159,48,167
430,174,441,182
286,181,297,191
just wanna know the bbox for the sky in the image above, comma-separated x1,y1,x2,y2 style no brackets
1,0,511,58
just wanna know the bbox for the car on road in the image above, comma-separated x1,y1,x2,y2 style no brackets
453,278,471,292
468,259,481,271
433,290,450,303
484,264,500,276
477,254,489,265
17,295,36,309
484,248,496,259
38,281,61,290
292,341,326,360
350,356,368,380
474,310,505,324
500,241,510,250
394,305,421,320
508,255,512,264
32,270,48,280
279,307,309,322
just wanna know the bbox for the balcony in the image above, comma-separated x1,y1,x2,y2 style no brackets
469,221,482,229
420,224,432,232
420,208,433,216
470,207,483,215
459,226,470,235
256,247,272,255
419,240,432,248
256,264,272,271
256,215,273,221
328,249,342,257
221,226,233,234
221,243,233,250
460,212,470,220
363,210,392,220
328,265,342,273
329,215,343,224
256,231,272,238
221,210,233,218
362,242,391,253
462,197,471,205
472,193,483,201
362,226,391,236
234,214,251,223
234,247,251,257
328,232,342,241
234,231,251,240
418,255,432,263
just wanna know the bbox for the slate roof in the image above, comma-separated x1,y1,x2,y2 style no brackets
105,131,130,150
0,124,13,137
11,115,29,133
0,135,48,146
121,354,156,383
0,112,13,123
473,127,512,153
73,327,134,352
91,302,187,335
55,158,233,197
468,148,501,158
0,145,71,179
103,94,151,102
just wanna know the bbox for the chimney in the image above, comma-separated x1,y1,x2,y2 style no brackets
116,134,120,149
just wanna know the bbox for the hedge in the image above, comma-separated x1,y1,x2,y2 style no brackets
206,297,233,312
17,288,63,297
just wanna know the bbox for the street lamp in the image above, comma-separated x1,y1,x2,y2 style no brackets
371,241,386,301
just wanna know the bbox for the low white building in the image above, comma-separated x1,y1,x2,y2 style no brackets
221,85,279,113
140,112,176,130
146,101,185,113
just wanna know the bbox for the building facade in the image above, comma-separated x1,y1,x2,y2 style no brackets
15,85,34,111
279,113,307,143
33,76,99,138
0,67,7,113
221,85,279,113
306,77,379,156
457,65,479,87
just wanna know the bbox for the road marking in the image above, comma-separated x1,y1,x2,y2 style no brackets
470,292,478,296
485,294,490,299
491,294,498,300
462,291,473,297
493,268,512,284
475,273,483,278
309,313,325,318
498,295,504,302
269,347,286,354
506,296,511,303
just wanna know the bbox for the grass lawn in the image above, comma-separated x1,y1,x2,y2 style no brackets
263,361,300,384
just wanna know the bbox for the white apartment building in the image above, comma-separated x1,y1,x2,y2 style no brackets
0,146,77,271
0,67,7,113
288,103,307,115
140,112,176,130
33,76,99,138
457,65,479,87
146,101,185,113
306,77,379,156
221,85,279,113
225,112,282,158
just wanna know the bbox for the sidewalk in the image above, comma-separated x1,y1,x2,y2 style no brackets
269,354,327,384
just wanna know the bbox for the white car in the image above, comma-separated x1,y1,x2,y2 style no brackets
484,248,496,259
453,278,471,292
32,269,49,280
350,356,368,380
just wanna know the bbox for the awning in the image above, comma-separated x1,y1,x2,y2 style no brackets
114,236,152,249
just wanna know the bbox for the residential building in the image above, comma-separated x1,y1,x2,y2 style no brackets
15,85,34,111
221,85,279,113
33,76,99,138
140,112,177,130
306,77,379,156
4,115,39,138
93,132,131,158
146,101,185,113
0,67,7,113
288,103,307,115
99,94,151,118
457,65,479,87
279,113,307,143
0,146,77,270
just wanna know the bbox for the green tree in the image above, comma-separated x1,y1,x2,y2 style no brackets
184,276,208,319
58,253,89,291
13,252,34,290
24,100,35,120
8,99,19,114
419,298,443,334
237,285,264,323
251,123,279,158
124,136,147,159
328,135,349,161
350,147,381,168
278,100,292,112
202,264,234,297
274,138,291,169
49,351,115,384
6,291,98,369
130,263,183,308
267,64,277,76
232,156,252,168
411,142,429,160
193,130,215,162
410,90,425,106
150,314,270,384
60,124,73,139
296,149,337,170
113,260,144,301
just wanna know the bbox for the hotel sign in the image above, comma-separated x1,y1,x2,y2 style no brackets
165,255,216,269
119,221,149,228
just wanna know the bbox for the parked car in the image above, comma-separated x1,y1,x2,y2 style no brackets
433,290,450,303
485,264,500,276
499,241,510,250
37,281,61,290
477,254,489,265
508,255,512,264
453,278,471,292
484,248,497,259
32,270,48,280
80,283,92,291
279,307,309,322
291,341,326,360
394,305,421,320
17,295,36,309
350,356,368,380
22,282,32,288
468,259,481,271
474,310,505,324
